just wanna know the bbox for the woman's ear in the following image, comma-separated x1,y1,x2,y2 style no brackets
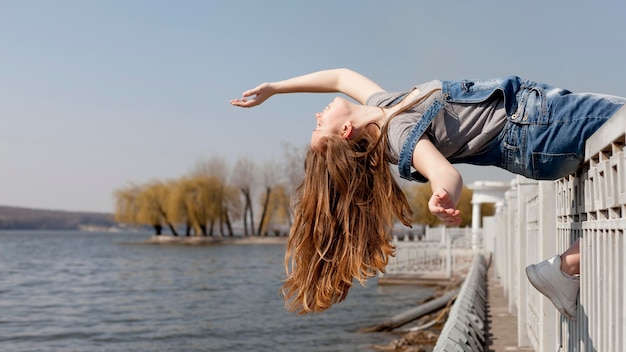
341,123,353,139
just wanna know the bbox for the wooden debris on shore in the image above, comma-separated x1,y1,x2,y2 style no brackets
370,330,439,352
360,288,460,333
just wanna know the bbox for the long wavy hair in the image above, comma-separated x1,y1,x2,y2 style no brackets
282,123,413,314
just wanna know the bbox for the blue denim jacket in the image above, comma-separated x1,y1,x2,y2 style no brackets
398,76,625,182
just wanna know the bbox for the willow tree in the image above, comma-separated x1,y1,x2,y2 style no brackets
181,175,220,236
113,184,141,227
404,183,494,227
167,178,195,236
402,183,430,226
136,180,179,236
193,157,231,236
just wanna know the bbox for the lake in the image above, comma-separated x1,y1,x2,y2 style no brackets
0,231,434,352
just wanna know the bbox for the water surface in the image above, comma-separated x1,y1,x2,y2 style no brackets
0,231,434,352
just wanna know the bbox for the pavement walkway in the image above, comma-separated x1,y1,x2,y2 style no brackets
485,266,534,352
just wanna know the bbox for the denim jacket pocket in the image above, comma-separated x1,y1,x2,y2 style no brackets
442,76,523,116
532,152,582,180
502,138,526,177
511,85,548,125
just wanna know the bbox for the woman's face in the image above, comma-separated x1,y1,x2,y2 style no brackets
310,97,351,148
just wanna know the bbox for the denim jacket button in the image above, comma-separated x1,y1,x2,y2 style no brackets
511,113,518,120
522,114,528,121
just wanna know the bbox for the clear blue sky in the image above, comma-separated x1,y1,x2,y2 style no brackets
1,0,625,213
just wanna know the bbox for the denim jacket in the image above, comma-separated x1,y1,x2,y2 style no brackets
398,76,524,181
397,76,624,182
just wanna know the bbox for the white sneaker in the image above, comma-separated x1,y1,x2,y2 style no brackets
525,255,579,321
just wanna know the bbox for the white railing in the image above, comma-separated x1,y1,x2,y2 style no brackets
424,226,473,248
433,254,487,351
488,106,626,351
384,227,475,280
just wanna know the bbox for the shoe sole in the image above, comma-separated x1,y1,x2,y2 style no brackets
525,264,577,321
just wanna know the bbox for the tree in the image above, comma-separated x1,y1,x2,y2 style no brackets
232,157,256,236
185,175,221,236
167,178,195,236
281,142,305,227
113,184,141,227
456,187,475,226
220,184,243,237
480,202,496,222
259,183,290,236
404,183,490,227
111,152,308,238
193,157,230,236
257,160,281,236
136,181,179,236
405,183,436,226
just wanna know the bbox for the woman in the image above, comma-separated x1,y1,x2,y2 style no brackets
230,68,625,318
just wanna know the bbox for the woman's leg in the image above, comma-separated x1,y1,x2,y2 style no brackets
560,238,580,276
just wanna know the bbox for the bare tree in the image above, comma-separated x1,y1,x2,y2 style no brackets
221,184,243,236
232,157,256,236
193,156,229,181
257,160,281,236
261,183,290,236
281,142,305,227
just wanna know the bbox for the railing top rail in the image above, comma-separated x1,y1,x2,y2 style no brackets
585,105,625,161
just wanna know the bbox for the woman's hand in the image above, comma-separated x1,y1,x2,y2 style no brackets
428,187,462,226
230,69,384,109
230,82,274,108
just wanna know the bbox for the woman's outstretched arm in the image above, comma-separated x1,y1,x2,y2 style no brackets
229,68,384,108
412,135,463,226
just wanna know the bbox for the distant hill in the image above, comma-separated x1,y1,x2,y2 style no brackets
0,205,116,230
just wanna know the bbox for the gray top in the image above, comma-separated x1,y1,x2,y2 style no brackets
366,80,507,165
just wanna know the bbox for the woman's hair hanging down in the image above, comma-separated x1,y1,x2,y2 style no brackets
282,123,413,314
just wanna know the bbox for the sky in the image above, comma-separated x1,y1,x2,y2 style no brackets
1,0,625,213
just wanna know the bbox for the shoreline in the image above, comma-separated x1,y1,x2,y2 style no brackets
142,235,288,246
